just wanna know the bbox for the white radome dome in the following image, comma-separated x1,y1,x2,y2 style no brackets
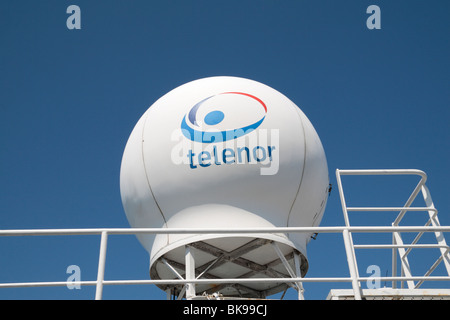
120,76,329,297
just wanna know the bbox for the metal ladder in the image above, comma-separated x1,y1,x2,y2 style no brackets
336,169,450,299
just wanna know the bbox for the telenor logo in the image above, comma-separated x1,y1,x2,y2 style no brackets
181,92,267,143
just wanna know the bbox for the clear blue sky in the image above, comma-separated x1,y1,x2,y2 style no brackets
0,1,449,300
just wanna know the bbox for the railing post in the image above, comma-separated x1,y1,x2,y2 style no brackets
421,185,450,276
185,245,196,300
335,169,351,227
392,227,397,289
95,231,108,300
337,169,363,300
294,251,305,300
343,229,363,300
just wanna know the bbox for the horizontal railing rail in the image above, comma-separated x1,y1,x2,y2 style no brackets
1,226,449,236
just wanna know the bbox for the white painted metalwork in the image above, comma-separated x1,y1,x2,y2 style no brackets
327,288,450,300
335,169,450,299
0,169,449,300
95,231,108,300
184,246,196,300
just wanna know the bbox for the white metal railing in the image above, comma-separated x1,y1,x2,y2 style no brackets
335,169,450,299
0,226,449,299
0,169,449,300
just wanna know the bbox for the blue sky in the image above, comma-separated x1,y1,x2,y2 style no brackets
0,1,449,299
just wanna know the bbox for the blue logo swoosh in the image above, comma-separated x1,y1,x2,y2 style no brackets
181,116,265,143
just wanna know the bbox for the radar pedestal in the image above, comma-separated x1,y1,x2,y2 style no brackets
152,237,307,300
149,205,309,299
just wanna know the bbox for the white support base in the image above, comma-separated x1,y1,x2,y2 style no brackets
327,288,450,300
